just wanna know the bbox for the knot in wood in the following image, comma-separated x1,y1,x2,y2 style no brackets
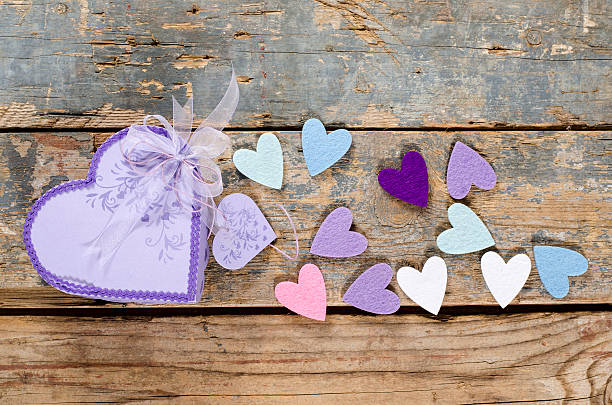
526,29,542,46
55,3,69,14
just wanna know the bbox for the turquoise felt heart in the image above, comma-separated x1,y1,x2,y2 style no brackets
437,203,495,254
233,132,283,189
533,246,588,298
302,118,352,176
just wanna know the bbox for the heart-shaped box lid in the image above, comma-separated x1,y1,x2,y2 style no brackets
23,127,209,304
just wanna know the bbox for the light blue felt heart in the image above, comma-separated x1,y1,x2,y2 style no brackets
533,246,588,298
437,203,495,254
233,132,283,189
302,118,352,176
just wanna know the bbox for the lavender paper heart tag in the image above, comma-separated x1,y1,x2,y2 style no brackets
212,193,278,270
23,71,240,304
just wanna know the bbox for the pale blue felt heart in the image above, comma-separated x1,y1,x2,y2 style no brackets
533,246,588,298
302,118,352,176
437,203,495,254
233,132,283,189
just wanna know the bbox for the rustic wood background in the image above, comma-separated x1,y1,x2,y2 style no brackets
0,0,610,403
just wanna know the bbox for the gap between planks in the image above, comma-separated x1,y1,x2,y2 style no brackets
1,303,610,318
1,125,611,134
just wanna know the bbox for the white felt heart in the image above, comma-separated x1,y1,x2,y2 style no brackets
24,127,209,304
396,256,447,315
481,251,531,308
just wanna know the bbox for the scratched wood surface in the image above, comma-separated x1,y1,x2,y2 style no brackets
1,1,610,403
0,0,610,129
1,130,610,308
0,312,610,403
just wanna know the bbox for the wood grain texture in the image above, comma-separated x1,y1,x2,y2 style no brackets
0,0,610,129
1,130,609,308
0,312,610,404
2,2,609,403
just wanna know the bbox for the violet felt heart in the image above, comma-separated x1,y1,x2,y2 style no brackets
310,207,368,257
212,193,277,270
378,151,429,207
446,141,497,199
23,127,209,304
343,263,400,314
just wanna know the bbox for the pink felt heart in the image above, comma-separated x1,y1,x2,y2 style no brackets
275,263,327,321
310,207,368,257
23,127,209,304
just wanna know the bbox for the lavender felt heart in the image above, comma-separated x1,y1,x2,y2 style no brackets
378,151,429,207
343,263,400,314
310,207,368,258
23,127,209,304
212,193,277,270
446,141,497,199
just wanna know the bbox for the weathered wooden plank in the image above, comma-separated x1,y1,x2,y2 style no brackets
0,130,609,308
0,312,610,403
0,0,610,129
0,132,93,299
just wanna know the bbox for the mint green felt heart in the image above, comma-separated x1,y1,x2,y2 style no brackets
437,203,495,254
233,132,283,189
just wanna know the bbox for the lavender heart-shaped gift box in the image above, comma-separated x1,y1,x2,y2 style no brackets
23,126,210,304
23,72,239,304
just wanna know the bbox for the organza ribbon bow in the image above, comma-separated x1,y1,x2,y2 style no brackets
84,71,239,273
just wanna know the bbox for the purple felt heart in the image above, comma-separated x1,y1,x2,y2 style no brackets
343,263,400,314
212,193,277,270
23,127,209,304
378,151,429,207
310,207,367,257
446,141,497,199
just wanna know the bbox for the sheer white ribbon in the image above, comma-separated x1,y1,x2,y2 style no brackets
83,70,239,274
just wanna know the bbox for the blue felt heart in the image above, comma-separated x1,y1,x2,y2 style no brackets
437,203,495,254
533,246,588,298
233,132,283,189
302,118,352,176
